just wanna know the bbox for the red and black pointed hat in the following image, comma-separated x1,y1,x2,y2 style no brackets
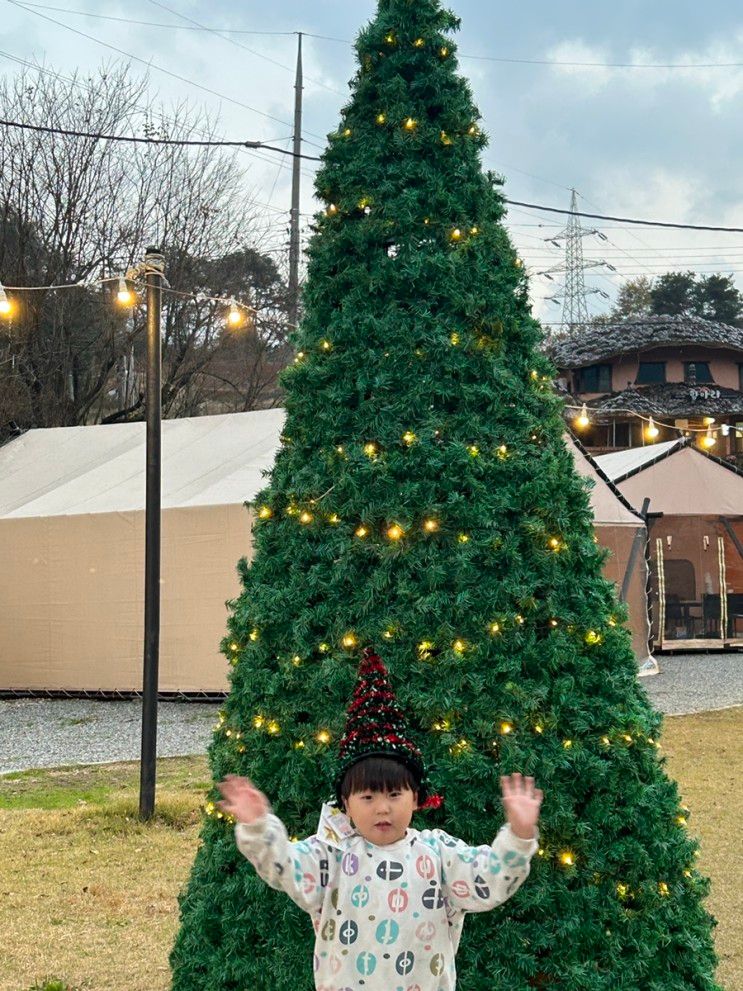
335,646,442,809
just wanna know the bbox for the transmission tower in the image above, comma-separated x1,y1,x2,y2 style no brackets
539,189,615,334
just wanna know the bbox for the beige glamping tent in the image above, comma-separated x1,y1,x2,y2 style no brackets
0,411,283,694
597,439,743,652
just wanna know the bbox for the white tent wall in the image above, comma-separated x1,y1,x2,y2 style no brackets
0,505,248,693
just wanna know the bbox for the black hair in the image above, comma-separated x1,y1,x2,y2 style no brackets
339,755,420,802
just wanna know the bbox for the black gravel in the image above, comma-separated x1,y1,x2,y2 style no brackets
0,652,740,775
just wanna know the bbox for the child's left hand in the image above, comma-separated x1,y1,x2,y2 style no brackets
500,773,543,840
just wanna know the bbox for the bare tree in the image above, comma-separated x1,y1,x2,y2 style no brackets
0,60,290,441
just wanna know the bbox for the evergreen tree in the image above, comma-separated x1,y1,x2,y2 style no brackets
170,1,721,988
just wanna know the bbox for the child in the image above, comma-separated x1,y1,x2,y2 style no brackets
217,648,543,991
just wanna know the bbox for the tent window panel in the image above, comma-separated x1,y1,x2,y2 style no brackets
636,362,666,385
684,361,714,384
577,364,612,392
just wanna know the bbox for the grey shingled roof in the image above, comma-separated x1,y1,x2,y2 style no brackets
547,315,743,368
584,382,743,418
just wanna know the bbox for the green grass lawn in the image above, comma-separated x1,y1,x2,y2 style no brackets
0,706,740,991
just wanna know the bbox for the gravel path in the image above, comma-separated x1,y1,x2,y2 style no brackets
0,652,740,775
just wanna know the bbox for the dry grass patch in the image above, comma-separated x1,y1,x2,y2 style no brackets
0,710,740,990
661,706,742,989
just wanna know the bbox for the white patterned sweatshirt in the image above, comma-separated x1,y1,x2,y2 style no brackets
234,803,538,991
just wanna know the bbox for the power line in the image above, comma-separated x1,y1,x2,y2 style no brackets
1,109,739,233
505,200,743,233
17,2,298,34
0,51,313,208
14,5,742,70
5,0,327,142
461,53,743,69
0,118,322,159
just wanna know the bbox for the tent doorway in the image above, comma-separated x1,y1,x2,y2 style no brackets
650,515,743,650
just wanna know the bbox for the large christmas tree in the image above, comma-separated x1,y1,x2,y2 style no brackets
170,2,721,988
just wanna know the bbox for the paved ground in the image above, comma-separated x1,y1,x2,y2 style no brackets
0,652,740,775
641,650,742,716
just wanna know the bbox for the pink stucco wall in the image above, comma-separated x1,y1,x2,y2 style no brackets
567,347,743,396
610,348,741,392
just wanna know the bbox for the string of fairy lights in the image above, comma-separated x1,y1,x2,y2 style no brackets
0,274,255,328
568,402,742,449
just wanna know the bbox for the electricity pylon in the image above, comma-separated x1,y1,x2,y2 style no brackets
539,189,615,334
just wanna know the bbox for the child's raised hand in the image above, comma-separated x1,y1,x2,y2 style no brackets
216,774,269,824
500,772,543,841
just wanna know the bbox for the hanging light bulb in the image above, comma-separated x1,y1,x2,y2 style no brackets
575,404,590,430
227,300,244,328
645,417,660,440
116,278,135,306
702,428,716,449
0,284,12,316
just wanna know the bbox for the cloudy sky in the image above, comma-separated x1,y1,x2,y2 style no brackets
3,0,742,323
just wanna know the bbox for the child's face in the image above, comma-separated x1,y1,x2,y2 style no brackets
344,786,418,845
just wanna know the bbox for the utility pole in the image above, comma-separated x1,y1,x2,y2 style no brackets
288,31,303,331
539,188,615,334
139,246,164,821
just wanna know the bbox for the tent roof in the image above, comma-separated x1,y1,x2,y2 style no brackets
0,410,285,518
0,410,648,525
594,440,682,482
564,434,644,527
596,439,743,515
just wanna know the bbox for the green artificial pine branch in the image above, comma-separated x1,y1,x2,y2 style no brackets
170,1,722,989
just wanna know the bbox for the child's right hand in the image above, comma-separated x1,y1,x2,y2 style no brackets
216,774,270,824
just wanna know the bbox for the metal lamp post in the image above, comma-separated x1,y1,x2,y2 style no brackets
139,246,165,821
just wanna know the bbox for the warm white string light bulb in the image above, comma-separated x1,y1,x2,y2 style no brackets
646,417,660,440
116,278,135,306
227,299,245,328
575,404,590,430
0,284,12,316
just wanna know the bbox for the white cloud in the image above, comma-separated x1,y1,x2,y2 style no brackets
545,32,743,111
